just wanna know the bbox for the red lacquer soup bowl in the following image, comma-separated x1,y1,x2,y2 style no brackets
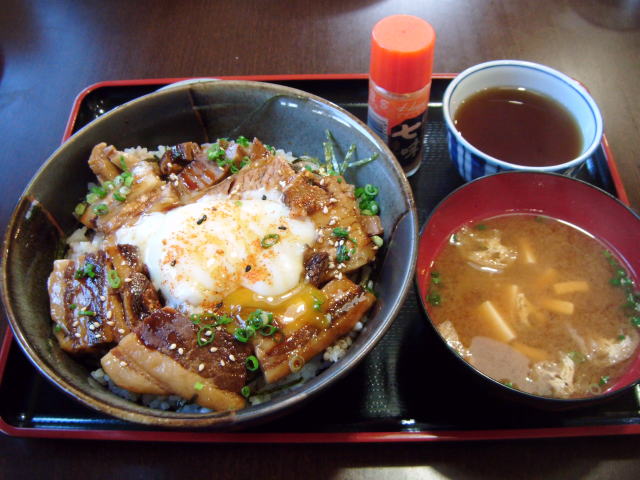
416,171,640,407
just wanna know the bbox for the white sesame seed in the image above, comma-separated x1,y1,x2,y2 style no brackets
319,178,325,185
372,245,379,250
169,343,177,350
106,320,115,326
317,238,323,244
118,328,125,334
328,219,336,226
210,347,218,353
95,333,102,338
328,240,334,246
178,347,184,355
119,361,127,367
167,162,173,168
329,198,337,203
169,173,178,181
100,295,106,301
339,239,345,246
346,226,351,231
74,333,81,338
198,363,205,372
88,324,96,331
337,272,343,280
124,277,132,283
220,360,225,367
106,310,112,319
72,320,79,327
322,206,329,214
328,262,335,269
229,354,236,361
205,330,212,336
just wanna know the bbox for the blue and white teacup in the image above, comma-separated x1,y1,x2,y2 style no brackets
442,60,603,182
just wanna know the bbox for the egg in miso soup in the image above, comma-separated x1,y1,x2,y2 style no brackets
427,214,639,399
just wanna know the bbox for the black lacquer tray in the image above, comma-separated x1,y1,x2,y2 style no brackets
1,74,638,442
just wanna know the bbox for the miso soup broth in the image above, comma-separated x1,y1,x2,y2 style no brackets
428,214,638,399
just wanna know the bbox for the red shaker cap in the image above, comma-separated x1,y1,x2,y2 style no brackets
370,15,436,94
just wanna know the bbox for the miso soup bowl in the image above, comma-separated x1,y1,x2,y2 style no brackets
416,171,640,408
443,60,604,181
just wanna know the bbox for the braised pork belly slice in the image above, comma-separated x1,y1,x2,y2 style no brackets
284,171,381,286
48,245,161,355
209,140,296,198
255,277,376,383
101,308,250,411
105,244,162,328
48,251,127,355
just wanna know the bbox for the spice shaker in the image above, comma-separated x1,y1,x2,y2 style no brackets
367,15,436,176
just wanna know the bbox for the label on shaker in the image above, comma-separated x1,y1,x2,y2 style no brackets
367,82,430,174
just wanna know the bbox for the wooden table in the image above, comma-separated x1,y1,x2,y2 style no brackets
2,0,640,477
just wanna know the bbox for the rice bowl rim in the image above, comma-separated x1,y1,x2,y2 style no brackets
1,80,418,428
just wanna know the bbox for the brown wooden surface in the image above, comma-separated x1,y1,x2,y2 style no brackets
1,0,640,478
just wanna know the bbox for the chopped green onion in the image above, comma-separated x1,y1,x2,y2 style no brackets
272,331,285,343
240,156,250,169
90,185,107,199
54,324,63,333
194,381,204,391
236,136,250,147
332,227,349,238
234,327,254,343
197,325,216,346
69,303,77,310
74,203,87,216
103,180,115,191
568,351,586,364
336,244,351,263
122,171,134,187
78,310,96,316
502,381,514,388
215,315,233,326
245,355,259,371
107,269,121,289
427,293,441,306
190,314,202,324
312,295,324,312
241,386,251,398
259,324,278,336
364,184,379,197
474,224,487,230
86,192,100,204
618,334,627,341
92,204,109,216
288,354,305,372
599,375,610,386
261,234,280,248
371,235,383,247
75,262,96,279
207,143,229,167
119,155,128,171
113,192,126,202
631,316,640,327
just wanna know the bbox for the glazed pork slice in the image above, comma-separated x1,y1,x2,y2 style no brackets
284,171,381,285
48,245,161,355
48,251,127,355
254,277,376,383
101,308,250,411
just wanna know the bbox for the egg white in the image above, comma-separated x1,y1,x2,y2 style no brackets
116,188,316,310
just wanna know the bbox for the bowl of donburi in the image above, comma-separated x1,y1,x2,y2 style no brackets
1,80,417,427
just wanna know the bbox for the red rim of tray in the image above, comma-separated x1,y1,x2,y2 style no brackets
0,73,636,442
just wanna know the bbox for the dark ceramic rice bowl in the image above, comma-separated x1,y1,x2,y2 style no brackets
1,80,417,428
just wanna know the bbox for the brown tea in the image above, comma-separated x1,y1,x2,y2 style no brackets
454,87,583,167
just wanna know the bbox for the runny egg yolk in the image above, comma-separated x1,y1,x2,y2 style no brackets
224,284,329,336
